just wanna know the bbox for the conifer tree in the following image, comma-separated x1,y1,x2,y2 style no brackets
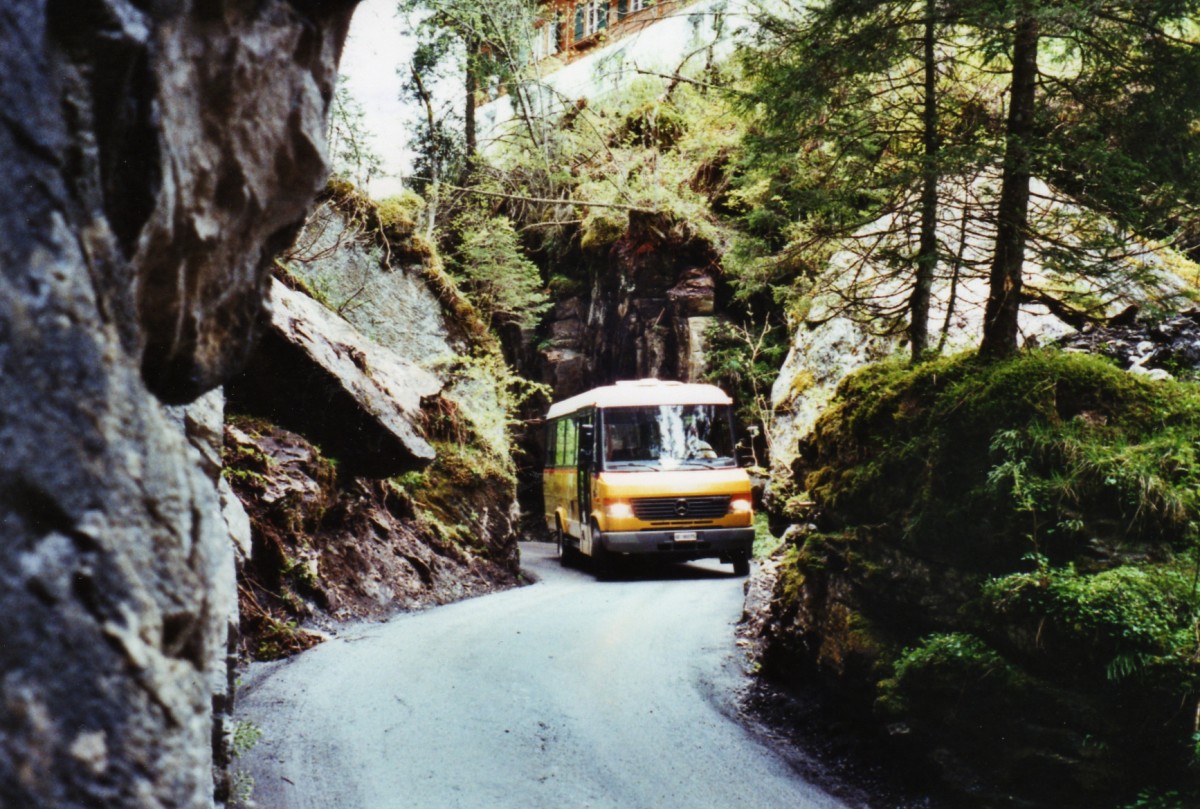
738,0,966,363
964,0,1200,358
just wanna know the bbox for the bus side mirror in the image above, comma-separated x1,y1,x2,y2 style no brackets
578,423,595,467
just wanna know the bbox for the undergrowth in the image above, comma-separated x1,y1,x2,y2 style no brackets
776,349,1200,803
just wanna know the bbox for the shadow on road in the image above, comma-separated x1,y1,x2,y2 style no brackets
520,539,744,583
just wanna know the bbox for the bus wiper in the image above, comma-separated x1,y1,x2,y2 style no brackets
605,461,654,470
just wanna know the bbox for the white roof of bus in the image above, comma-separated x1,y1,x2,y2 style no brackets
546,379,732,419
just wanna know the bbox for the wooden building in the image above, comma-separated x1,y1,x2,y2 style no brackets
533,0,694,65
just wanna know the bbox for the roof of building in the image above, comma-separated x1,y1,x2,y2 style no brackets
546,379,732,418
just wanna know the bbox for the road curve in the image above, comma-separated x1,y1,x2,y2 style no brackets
237,542,850,809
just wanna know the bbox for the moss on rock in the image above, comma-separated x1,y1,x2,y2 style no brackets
761,350,1200,805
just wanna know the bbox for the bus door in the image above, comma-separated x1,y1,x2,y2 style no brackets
576,416,595,553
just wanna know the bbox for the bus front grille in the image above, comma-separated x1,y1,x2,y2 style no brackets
632,495,731,521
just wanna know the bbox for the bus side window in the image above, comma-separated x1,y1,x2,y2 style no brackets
545,419,558,468
555,418,572,467
562,419,577,467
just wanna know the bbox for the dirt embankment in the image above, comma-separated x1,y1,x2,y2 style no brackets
225,418,519,660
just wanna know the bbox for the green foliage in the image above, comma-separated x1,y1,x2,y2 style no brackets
328,80,383,188
447,208,549,331
618,101,688,150
804,350,1200,560
732,0,1200,358
781,349,1200,797
489,74,742,262
889,632,1018,694
1123,788,1200,809
981,564,1200,680
752,512,783,559
230,721,263,758
703,316,789,464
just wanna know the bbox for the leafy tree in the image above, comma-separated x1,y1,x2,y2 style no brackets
401,36,465,237
446,207,549,331
329,80,383,188
398,0,547,172
704,315,789,466
737,0,1200,362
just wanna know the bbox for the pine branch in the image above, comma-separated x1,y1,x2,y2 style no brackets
427,181,661,214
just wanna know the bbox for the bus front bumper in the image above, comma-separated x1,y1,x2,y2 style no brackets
598,527,754,558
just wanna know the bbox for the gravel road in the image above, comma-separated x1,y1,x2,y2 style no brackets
237,542,851,809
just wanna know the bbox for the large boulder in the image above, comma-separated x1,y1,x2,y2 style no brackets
0,2,354,806
768,175,1198,472
226,278,441,476
759,352,1200,804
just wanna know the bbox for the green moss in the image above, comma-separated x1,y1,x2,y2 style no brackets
580,210,627,252
752,512,783,558
780,350,1200,796
375,191,424,234
802,350,1200,561
981,563,1199,679
775,545,807,607
619,101,688,150
879,632,1031,719
788,369,816,400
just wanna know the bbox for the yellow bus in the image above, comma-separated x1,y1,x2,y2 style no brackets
543,379,754,577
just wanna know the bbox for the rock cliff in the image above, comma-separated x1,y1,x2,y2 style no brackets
538,210,724,401
0,2,353,805
226,186,522,660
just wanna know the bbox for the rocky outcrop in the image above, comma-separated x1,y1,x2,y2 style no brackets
758,352,1200,805
0,2,354,806
768,175,1198,473
539,211,722,401
227,278,441,476
227,188,523,659
227,419,520,659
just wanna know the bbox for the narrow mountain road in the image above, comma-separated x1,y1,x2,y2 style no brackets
237,542,852,809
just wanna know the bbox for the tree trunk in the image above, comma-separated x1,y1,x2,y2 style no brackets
411,63,441,239
980,3,1039,360
910,1,939,363
463,35,479,181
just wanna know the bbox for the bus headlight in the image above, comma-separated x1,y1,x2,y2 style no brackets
729,497,753,515
604,500,634,519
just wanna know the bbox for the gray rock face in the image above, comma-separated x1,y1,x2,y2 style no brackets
227,279,441,476
1057,312,1200,380
1,2,354,806
539,213,720,399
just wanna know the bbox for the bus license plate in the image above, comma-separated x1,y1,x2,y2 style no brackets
674,532,698,542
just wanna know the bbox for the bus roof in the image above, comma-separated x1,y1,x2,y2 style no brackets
546,379,733,419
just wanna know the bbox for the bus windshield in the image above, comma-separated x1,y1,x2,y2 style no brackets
601,405,737,470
